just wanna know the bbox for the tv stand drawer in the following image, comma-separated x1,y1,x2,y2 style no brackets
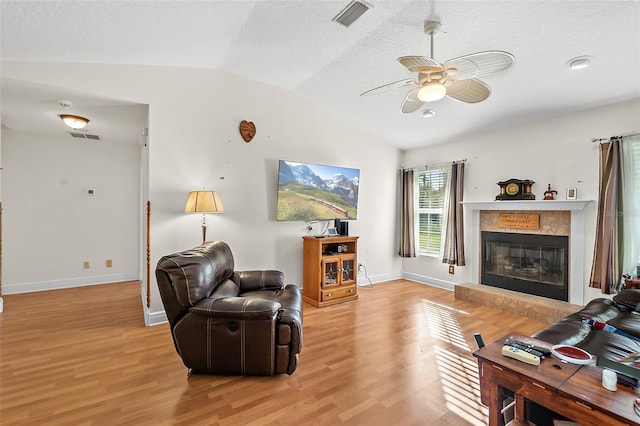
322,285,357,302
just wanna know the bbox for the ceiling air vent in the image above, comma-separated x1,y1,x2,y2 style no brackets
332,0,371,27
69,132,101,140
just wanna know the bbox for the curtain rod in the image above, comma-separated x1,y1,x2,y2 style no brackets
592,132,640,143
401,158,467,171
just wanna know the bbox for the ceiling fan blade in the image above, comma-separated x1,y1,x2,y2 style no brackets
446,78,491,103
401,88,424,113
398,56,443,73
443,58,479,79
360,78,415,96
445,51,514,78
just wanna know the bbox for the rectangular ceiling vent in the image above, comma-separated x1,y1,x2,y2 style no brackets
333,1,371,27
69,132,101,140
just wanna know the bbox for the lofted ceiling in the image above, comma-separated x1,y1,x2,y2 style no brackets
1,1,639,149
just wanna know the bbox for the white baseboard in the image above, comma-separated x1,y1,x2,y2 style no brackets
146,310,168,326
2,273,139,295
402,272,456,291
357,271,401,286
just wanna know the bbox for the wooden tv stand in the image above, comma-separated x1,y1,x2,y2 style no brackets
473,333,639,426
302,236,358,307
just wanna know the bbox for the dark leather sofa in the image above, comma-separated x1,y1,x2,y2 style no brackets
533,290,640,361
524,291,640,424
155,241,303,375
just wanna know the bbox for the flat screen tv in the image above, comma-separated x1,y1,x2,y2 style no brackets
277,160,360,221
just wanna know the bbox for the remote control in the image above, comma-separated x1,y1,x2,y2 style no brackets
502,345,541,366
504,340,544,358
505,338,551,357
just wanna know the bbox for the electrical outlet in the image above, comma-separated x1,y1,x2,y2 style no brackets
448,265,455,275
83,261,90,269
358,263,363,272
106,259,113,268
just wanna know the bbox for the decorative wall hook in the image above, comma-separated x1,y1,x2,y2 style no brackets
239,120,256,143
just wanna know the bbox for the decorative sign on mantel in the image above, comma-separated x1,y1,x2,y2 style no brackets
498,213,540,230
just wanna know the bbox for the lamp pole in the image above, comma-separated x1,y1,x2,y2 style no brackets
201,213,208,243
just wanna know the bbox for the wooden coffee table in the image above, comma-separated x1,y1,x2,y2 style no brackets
473,333,640,426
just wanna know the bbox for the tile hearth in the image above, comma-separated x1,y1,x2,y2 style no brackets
455,282,583,323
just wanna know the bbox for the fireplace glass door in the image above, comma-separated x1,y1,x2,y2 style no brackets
481,232,569,301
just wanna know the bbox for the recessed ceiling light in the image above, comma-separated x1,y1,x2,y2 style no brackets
568,56,591,70
421,109,436,118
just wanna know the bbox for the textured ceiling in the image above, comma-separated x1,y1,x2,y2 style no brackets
1,1,639,149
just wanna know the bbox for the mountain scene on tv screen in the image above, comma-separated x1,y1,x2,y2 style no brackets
277,161,359,221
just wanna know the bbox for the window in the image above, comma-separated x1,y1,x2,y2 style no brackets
623,136,640,275
415,166,451,256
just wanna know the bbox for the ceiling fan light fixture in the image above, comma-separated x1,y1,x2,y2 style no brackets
361,19,514,112
417,83,446,102
60,114,89,130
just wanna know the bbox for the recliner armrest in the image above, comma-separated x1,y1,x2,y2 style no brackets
277,285,303,352
190,297,280,320
234,270,285,292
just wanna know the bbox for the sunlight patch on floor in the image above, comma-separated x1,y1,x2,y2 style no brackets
422,299,488,425
422,299,470,351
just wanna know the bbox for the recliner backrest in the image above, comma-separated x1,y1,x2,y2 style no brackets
156,241,235,309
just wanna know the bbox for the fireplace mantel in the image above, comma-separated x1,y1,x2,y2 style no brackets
461,200,591,211
462,199,593,305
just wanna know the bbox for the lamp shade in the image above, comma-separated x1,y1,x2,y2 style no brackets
417,83,447,102
59,114,89,130
185,191,224,213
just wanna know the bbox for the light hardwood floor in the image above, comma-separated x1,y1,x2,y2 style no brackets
0,280,549,425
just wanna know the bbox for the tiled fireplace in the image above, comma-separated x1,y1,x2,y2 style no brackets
462,200,591,305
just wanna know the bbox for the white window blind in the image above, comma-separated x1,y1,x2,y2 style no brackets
415,166,451,256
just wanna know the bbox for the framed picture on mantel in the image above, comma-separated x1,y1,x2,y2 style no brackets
566,187,577,200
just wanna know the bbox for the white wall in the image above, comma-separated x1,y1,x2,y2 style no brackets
402,97,640,305
1,128,140,293
1,62,403,321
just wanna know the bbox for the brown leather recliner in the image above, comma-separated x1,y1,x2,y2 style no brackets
155,241,303,375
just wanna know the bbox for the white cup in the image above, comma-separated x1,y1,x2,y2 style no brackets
602,369,617,391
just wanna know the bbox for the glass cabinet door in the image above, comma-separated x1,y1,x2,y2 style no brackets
342,258,355,283
322,258,339,287
340,255,357,285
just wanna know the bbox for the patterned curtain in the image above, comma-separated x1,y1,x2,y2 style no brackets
399,169,416,258
590,138,624,293
442,162,465,266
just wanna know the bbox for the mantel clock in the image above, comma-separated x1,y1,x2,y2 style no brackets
496,179,535,200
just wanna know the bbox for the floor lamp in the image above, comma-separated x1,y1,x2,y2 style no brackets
185,191,224,243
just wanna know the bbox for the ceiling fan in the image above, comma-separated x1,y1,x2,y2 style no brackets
360,21,515,113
